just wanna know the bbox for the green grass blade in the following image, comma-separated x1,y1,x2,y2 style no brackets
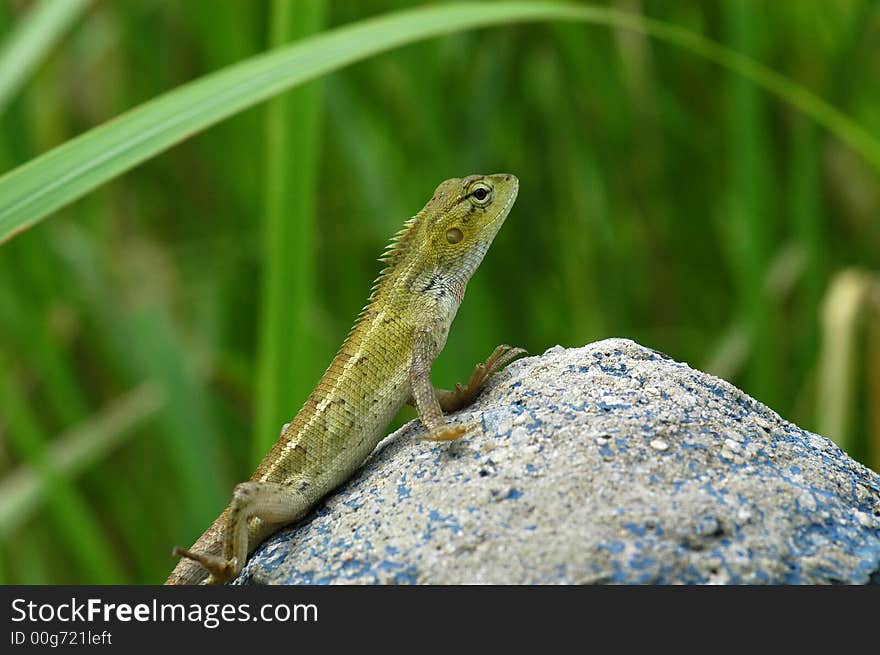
0,382,163,537
723,0,776,407
817,269,875,452
254,0,326,464
869,318,880,473
0,0,91,114
1,2,878,244
50,221,229,528
0,355,126,582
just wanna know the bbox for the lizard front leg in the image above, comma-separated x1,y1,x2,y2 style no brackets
173,480,310,584
433,344,526,412
411,335,525,441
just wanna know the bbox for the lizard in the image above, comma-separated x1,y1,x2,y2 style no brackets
166,173,524,585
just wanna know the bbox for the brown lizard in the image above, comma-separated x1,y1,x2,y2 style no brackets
166,173,523,584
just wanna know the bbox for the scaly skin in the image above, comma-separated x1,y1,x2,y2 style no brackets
166,173,522,584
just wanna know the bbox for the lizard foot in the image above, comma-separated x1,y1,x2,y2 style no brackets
421,423,473,442
453,344,527,404
172,546,237,584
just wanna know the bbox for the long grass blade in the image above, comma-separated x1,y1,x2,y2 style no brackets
0,382,164,537
254,0,326,464
817,269,875,451
0,0,91,114
869,315,880,472
723,0,775,407
1,2,878,244
0,354,126,582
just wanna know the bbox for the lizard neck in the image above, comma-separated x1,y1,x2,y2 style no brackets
378,260,464,340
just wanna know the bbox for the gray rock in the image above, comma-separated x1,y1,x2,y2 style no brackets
236,339,880,585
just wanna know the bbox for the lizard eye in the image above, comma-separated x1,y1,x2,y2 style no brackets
468,182,493,207
446,227,463,244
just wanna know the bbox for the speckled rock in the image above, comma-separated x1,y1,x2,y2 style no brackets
236,339,880,585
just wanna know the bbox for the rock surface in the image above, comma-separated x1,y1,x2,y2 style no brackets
237,339,880,585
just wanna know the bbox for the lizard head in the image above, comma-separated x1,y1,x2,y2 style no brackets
375,173,518,304
417,173,518,289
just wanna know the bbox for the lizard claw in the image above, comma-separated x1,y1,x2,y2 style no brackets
420,423,473,442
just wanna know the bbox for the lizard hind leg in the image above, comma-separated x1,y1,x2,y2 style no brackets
171,546,234,585
175,480,311,584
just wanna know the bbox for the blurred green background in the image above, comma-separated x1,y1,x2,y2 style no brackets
0,0,878,584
